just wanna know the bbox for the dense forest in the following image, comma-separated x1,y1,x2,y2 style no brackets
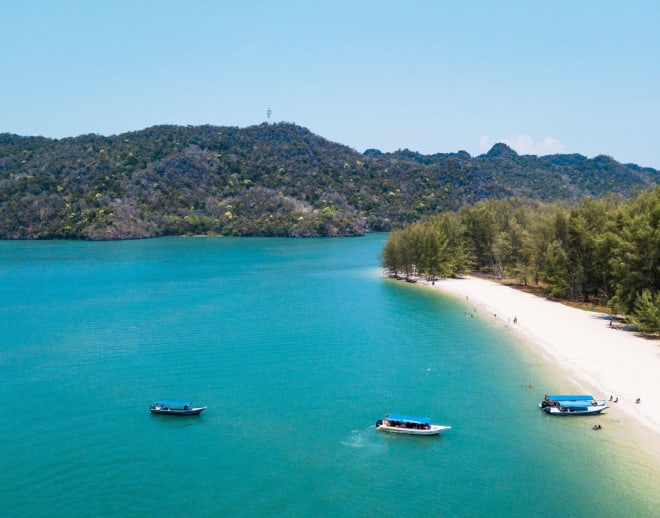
1,123,659,239
380,187,660,333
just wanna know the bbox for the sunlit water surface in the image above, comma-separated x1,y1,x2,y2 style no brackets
1,235,659,516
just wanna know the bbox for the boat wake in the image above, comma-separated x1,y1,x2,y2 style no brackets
341,426,385,453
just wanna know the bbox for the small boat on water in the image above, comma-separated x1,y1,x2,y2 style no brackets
149,400,206,416
376,414,451,435
540,395,607,416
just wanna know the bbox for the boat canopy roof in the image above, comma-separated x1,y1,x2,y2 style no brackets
154,400,191,407
545,395,593,401
387,414,431,424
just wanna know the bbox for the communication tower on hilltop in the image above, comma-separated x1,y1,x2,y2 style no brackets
266,107,272,124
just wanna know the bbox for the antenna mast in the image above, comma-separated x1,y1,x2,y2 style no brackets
266,107,272,124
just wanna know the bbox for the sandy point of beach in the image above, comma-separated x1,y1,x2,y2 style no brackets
420,276,660,443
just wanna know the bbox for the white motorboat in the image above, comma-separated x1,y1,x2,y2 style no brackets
540,395,607,416
542,400,608,416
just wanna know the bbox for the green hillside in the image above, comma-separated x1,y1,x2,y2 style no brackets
1,123,658,239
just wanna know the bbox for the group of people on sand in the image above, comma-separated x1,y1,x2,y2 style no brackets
608,395,642,404
591,395,643,430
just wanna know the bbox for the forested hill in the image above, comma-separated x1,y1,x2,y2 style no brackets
1,123,658,239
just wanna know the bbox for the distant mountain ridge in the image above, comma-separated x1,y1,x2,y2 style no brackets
0,123,658,239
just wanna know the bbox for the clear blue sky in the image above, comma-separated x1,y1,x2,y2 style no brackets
2,1,660,168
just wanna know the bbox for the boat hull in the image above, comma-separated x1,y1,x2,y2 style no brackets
149,407,206,416
540,399,606,409
542,405,607,416
376,423,451,435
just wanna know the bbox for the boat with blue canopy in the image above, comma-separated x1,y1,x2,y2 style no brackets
149,400,206,416
544,395,595,402
540,394,606,411
540,395,607,416
376,414,451,435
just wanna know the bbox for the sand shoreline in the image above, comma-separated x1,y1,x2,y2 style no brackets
417,275,660,457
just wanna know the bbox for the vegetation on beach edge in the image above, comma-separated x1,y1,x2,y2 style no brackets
380,187,660,334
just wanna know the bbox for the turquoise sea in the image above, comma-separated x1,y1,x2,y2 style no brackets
1,234,659,517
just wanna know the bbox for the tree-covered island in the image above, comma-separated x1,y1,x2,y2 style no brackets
1,123,658,239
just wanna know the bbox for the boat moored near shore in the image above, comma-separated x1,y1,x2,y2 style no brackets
543,401,608,415
540,395,607,416
540,394,601,409
376,414,451,435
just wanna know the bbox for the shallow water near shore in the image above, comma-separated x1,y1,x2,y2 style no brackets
2,234,659,516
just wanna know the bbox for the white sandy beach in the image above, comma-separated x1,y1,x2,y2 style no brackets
421,275,660,447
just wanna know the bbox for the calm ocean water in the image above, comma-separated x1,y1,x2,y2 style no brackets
1,234,659,517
